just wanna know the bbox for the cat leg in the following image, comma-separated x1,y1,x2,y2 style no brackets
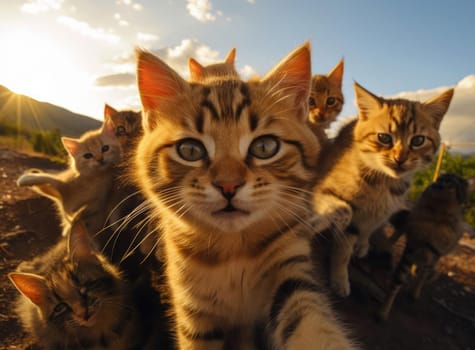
174,306,225,350
330,233,357,297
268,278,356,349
377,284,401,321
353,235,370,258
411,265,431,300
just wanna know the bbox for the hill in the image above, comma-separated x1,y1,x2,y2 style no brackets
0,85,101,137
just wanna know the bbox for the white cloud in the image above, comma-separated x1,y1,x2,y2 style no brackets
116,0,143,11
247,0,256,4
240,65,258,80
95,39,222,87
392,75,475,154
187,0,217,22
57,16,121,44
21,0,63,14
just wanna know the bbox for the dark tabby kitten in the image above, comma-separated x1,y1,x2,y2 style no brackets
134,43,355,349
378,173,469,320
308,59,344,143
9,221,150,350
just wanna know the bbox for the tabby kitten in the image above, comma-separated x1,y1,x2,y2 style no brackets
308,59,344,143
312,82,454,297
104,103,143,157
378,173,469,320
9,221,145,350
188,47,239,82
16,117,120,238
134,43,355,349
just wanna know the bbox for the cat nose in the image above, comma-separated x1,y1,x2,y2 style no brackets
394,154,407,165
213,179,244,200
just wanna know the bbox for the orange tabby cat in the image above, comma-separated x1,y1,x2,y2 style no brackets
17,117,120,239
134,43,355,349
312,82,454,297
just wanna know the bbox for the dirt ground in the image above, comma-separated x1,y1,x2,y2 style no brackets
0,148,474,350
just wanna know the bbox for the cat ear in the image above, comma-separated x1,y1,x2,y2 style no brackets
354,82,382,120
188,57,204,81
9,272,49,307
61,137,80,156
104,104,118,119
136,49,190,131
327,58,344,88
422,88,454,129
225,47,236,64
68,221,96,261
262,42,312,121
101,115,117,138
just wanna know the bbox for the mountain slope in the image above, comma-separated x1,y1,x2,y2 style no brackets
0,85,101,137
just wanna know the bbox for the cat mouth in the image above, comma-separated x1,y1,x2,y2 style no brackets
212,203,250,216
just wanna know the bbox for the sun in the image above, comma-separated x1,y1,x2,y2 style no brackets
0,29,87,106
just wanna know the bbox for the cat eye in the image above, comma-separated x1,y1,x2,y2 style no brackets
326,97,336,106
377,133,392,146
116,126,126,136
410,135,425,147
83,153,93,159
53,302,69,316
249,135,280,159
177,138,207,162
101,145,110,153
308,97,316,108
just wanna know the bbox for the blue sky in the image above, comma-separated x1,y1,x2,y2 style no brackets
0,0,474,148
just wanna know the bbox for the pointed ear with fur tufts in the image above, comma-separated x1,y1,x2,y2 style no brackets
262,42,312,122
225,47,236,64
9,272,49,307
136,49,190,131
327,59,344,88
101,113,117,138
104,104,118,119
61,137,80,156
354,82,382,120
67,221,97,262
188,57,204,81
422,88,454,129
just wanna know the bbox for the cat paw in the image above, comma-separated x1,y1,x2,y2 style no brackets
16,172,41,187
331,277,351,297
354,242,369,258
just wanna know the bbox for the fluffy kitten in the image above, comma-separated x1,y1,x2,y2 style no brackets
308,59,344,143
134,43,355,349
188,47,239,82
312,82,454,297
16,117,120,239
9,221,148,350
378,173,469,320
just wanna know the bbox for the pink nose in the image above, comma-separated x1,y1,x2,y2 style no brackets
213,180,243,199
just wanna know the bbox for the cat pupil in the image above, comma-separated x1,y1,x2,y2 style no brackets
177,139,206,161
410,135,425,147
116,126,126,135
53,302,69,316
327,97,336,106
377,133,392,145
249,135,279,159
101,145,110,153
308,97,316,107
83,152,93,159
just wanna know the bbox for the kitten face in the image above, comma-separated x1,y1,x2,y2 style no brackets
62,123,121,175
308,59,344,128
104,104,143,153
10,223,125,336
353,82,454,179
136,44,319,234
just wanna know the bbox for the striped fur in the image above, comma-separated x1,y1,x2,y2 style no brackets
308,59,344,144
312,82,454,297
134,43,355,349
